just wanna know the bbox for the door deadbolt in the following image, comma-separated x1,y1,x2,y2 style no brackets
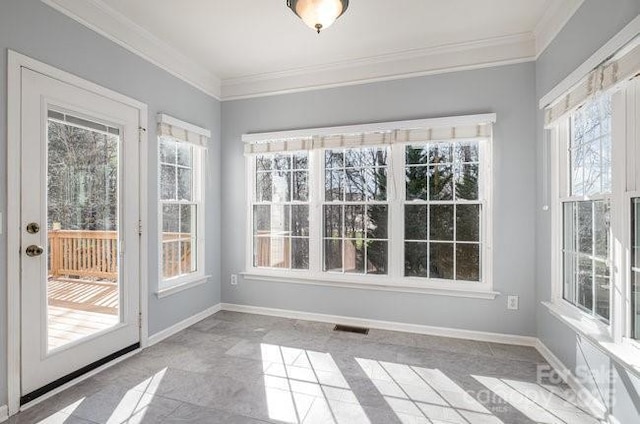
26,222,40,234
25,245,44,257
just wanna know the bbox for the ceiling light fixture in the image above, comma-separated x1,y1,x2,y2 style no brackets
287,0,349,34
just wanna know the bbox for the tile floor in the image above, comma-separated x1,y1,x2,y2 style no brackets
11,311,604,424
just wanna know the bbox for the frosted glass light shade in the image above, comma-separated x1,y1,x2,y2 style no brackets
288,0,349,33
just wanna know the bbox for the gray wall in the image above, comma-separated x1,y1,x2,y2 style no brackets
0,0,221,406
221,62,538,337
4,0,640,420
535,1,640,423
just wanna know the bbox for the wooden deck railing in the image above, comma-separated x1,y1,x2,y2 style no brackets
48,230,192,280
49,230,118,279
254,233,291,268
161,234,192,279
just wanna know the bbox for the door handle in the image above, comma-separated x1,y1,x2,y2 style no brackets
25,245,44,257
26,222,41,234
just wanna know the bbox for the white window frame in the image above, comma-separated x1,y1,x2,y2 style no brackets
625,190,640,350
549,79,640,351
243,115,496,300
549,114,613,335
157,117,209,296
249,151,312,271
557,96,613,322
321,146,390,276
620,79,640,352
399,141,488,285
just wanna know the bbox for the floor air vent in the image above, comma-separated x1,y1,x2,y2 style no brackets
333,324,369,335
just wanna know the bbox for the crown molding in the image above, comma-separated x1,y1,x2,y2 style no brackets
41,0,221,99
221,33,536,100
534,0,585,57
40,0,583,101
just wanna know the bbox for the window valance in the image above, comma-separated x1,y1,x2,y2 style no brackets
243,114,496,155
157,113,211,148
544,40,640,127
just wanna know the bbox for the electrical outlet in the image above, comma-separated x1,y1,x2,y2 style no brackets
507,295,519,310
230,274,238,286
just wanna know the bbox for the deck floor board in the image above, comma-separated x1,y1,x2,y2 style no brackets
47,278,120,350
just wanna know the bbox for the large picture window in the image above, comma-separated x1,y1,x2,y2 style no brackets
245,114,494,294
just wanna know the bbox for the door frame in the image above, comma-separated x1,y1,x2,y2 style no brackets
6,50,150,415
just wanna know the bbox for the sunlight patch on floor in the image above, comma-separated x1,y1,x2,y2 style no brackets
104,368,167,424
261,343,370,424
356,358,502,424
472,375,600,424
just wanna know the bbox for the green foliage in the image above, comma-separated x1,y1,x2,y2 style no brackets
402,145,480,280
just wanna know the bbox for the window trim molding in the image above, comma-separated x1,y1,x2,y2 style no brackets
241,271,499,300
157,130,207,292
156,274,211,298
244,115,496,294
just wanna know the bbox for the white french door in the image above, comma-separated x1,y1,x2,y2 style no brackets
19,67,141,401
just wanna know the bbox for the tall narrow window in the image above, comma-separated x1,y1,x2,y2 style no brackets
562,95,612,321
323,147,388,274
404,142,482,281
632,198,640,339
252,152,310,269
158,115,208,290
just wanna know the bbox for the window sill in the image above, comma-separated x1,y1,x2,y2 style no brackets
240,271,499,300
156,274,210,299
543,301,640,378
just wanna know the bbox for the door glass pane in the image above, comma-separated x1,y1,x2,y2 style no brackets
47,110,120,351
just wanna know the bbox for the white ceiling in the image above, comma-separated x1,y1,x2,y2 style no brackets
101,0,556,79
44,0,584,99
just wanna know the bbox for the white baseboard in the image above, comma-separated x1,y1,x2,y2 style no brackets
534,339,609,420
148,303,221,346
0,405,8,423
220,303,538,346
